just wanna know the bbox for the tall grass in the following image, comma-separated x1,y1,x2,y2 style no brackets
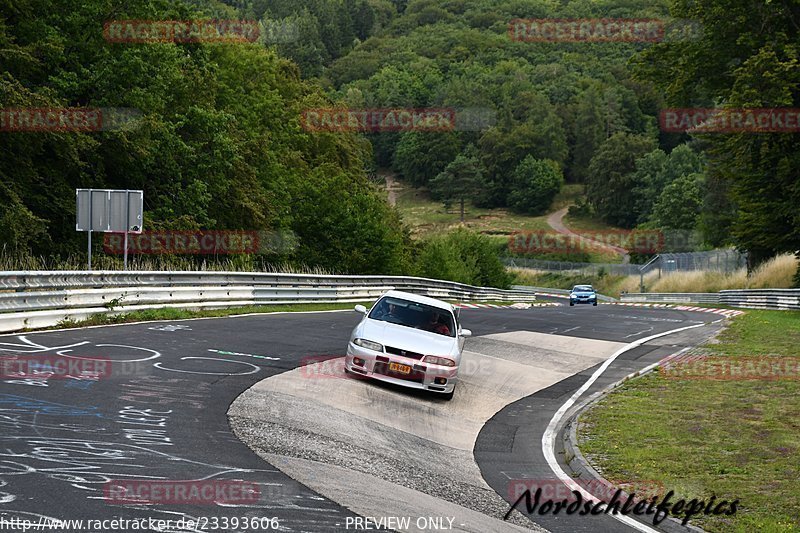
0,248,335,275
648,253,797,292
746,253,799,288
511,253,799,296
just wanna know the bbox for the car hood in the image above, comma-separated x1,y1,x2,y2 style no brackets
355,318,459,356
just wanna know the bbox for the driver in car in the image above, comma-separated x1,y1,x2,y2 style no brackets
426,311,451,336
376,301,401,321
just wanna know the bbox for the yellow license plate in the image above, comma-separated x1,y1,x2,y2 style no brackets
389,362,411,374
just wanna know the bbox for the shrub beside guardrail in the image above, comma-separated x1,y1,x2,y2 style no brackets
0,271,540,333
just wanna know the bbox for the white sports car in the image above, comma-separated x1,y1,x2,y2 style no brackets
344,290,472,400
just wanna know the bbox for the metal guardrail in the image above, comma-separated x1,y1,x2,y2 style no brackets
720,289,800,310
504,249,748,277
622,289,800,310
620,293,721,304
0,271,539,333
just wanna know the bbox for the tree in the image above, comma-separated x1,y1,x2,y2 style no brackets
416,228,511,288
632,144,704,224
478,117,568,207
569,85,606,183
507,157,563,216
587,133,657,228
697,167,736,248
428,146,486,221
634,0,800,268
393,131,461,186
0,0,410,273
631,148,668,223
649,173,704,230
265,10,329,77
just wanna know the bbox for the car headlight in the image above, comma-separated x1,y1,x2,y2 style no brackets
353,338,383,352
422,355,456,367
570,293,576,298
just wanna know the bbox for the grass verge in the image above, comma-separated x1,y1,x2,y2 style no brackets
578,309,800,532
47,299,528,331
52,302,376,330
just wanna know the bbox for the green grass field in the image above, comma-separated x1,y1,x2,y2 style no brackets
394,182,585,237
562,211,620,233
578,310,800,532
393,181,624,263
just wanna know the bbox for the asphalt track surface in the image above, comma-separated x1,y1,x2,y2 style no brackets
0,299,725,533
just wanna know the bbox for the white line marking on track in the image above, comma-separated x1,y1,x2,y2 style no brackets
541,322,706,533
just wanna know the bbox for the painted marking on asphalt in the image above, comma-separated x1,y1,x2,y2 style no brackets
148,324,192,331
208,349,280,361
154,357,261,376
541,322,706,533
624,327,654,338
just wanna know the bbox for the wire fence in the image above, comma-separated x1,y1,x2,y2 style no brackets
503,257,641,275
655,250,748,274
504,249,748,276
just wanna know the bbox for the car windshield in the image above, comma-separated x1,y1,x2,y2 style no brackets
574,286,594,292
368,297,456,337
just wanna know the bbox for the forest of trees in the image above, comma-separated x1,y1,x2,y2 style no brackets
1,0,798,284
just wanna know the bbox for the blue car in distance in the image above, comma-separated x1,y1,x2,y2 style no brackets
569,285,598,306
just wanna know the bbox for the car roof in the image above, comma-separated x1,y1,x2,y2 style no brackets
380,290,454,312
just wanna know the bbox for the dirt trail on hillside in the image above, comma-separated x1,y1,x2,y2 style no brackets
384,172,402,207
546,207,630,264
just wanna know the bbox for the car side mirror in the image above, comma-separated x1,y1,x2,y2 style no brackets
460,329,472,338
354,305,367,315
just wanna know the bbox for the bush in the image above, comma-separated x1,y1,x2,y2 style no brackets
416,229,512,288
567,198,593,218
507,157,564,215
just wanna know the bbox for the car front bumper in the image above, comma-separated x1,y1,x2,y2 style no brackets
345,342,458,394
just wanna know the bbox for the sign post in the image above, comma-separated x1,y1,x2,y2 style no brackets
76,189,143,270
